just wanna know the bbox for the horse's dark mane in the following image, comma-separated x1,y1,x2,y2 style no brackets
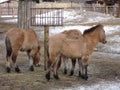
83,24,103,35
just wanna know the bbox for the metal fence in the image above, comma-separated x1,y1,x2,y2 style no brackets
80,5,119,17
30,8,63,26
0,2,119,17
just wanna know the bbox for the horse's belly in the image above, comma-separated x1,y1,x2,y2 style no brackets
61,48,82,58
62,53,81,58
20,44,32,51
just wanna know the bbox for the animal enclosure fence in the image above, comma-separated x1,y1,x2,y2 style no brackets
0,2,119,17
30,8,63,26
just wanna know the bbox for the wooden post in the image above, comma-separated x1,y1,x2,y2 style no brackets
18,0,35,29
44,26,49,70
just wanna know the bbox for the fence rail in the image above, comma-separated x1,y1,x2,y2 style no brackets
0,7,17,17
0,2,119,17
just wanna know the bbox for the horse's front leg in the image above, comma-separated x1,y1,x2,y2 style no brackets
27,51,34,71
81,64,88,80
81,57,89,80
29,57,34,71
78,58,83,77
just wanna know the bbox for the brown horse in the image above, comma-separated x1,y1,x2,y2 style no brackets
45,29,82,78
45,29,82,71
46,24,107,81
5,28,41,73
45,29,82,80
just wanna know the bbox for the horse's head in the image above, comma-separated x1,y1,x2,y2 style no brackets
99,25,107,44
33,46,41,67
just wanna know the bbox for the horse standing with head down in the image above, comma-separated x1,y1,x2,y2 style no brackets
5,28,41,73
46,24,107,81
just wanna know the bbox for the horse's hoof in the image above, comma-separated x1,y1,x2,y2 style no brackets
15,66,21,73
54,75,59,80
6,67,11,73
64,69,67,74
69,70,74,76
29,66,34,71
45,72,50,81
81,75,88,80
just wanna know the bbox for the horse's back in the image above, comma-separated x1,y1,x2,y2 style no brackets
5,28,24,49
62,29,82,39
5,28,40,51
5,28,24,39
22,29,39,48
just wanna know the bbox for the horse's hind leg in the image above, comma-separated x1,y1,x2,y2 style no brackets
12,51,21,73
5,37,12,73
6,55,11,73
53,56,62,80
45,60,52,81
62,56,67,74
69,58,76,76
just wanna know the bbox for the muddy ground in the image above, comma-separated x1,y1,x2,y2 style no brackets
0,22,120,90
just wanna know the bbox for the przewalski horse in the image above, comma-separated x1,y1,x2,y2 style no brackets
5,28,41,73
46,24,107,81
45,29,82,78
45,29,82,80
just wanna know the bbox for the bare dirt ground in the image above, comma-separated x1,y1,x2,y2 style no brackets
0,22,120,90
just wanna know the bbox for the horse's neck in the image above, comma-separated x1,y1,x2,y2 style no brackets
84,34,99,53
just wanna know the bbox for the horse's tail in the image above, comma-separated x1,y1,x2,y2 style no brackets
5,36,12,57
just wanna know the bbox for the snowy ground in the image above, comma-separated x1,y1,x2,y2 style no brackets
0,9,120,90
58,80,120,90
